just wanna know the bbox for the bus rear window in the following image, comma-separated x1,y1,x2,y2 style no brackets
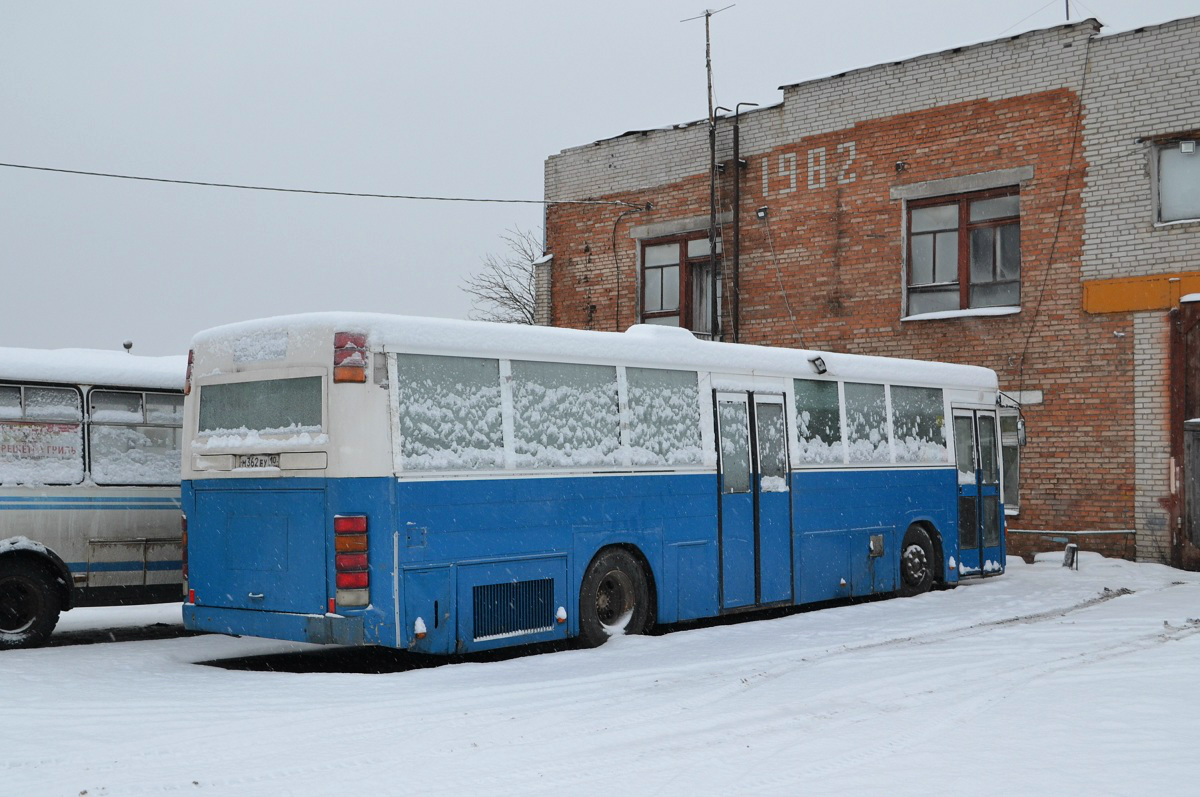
198,377,322,434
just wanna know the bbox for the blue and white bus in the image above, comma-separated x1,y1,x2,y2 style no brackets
1,347,186,649
182,313,1006,652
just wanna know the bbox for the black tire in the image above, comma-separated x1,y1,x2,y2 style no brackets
578,548,653,647
898,526,935,597
0,558,63,650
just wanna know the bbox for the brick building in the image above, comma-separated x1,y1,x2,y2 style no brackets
539,16,1200,568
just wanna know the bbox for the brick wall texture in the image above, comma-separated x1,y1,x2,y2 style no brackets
542,17,1200,565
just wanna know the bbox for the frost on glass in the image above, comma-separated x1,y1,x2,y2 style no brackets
0,422,84,485
25,387,82,421
844,382,890,463
199,377,322,434
394,354,504,471
146,394,185,425
793,379,842,465
0,386,21,420
90,391,143,423
511,361,620,469
90,425,182,485
718,401,750,493
755,403,788,492
891,386,947,463
625,368,702,466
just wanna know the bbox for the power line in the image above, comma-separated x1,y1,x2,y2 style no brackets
0,161,644,209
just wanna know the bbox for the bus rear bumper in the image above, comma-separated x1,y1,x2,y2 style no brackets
183,603,364,646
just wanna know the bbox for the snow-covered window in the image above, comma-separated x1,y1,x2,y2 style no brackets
1158,139,1200,223
844,382,890,464
88,391,183,485
198,377,322,434
890,386,948,463
0,384,84,485
394,354,504,471
794,378,843,465
755,402,788,492
625,367,702,466
907,189,1020,314
717,400,751,493
511,361,620,469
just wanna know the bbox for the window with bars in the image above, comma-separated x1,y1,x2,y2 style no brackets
906,189,1021,315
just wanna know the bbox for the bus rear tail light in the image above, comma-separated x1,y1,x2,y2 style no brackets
184,350,195,395
181,514,188,580
334,514,369,607
333,332,368,383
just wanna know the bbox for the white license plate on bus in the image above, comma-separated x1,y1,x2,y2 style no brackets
237,454,280,469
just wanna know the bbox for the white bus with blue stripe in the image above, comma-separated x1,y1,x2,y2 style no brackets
0,348,186,649
182,313,1006,653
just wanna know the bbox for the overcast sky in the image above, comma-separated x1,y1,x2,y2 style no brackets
3,0,1198,356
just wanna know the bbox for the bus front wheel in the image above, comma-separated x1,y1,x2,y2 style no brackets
0,558,63,650
899,527,935,597
578,549,652,647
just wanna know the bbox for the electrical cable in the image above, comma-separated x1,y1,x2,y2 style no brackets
0,161,644,209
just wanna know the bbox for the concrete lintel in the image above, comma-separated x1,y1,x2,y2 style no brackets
630,213,733,241
889,166,1035,201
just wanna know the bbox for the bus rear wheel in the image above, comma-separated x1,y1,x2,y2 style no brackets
0,559,62,650
899,527,935,597
578,549,652,647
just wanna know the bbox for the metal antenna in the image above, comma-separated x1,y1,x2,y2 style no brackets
684,5,734,339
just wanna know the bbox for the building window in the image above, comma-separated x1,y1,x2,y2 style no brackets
1158,140,1200,223
640,233,721,336
907,189,1020,315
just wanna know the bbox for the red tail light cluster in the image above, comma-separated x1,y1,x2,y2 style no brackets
184,350,195,396
334,514,369,607
333,332,368,383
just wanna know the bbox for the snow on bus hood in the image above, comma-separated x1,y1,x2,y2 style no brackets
0,347,186,390
192,312,998,390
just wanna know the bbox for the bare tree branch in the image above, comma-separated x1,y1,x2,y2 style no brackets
462,226,543,324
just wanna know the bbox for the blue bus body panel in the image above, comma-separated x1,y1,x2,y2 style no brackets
184,466,963,651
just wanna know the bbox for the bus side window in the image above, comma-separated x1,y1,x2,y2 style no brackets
89,391,183,486
394,354,504,471
794,379,843,466
890,386,948,463
0,385,84,485
625,368,702,467
510,361,620,469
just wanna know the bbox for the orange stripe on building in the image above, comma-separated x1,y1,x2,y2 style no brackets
1083,272,1200,313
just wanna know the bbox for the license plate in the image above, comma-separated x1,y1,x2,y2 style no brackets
237,454,280,469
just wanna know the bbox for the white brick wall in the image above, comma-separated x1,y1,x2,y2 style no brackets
1081,15,1200,281
1134,311,1173,564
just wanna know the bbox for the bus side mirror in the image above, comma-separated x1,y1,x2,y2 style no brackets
1017,416,1027,447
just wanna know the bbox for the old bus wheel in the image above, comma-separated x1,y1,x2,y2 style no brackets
579,549,652,648
0,559,62,650
899,526,935,597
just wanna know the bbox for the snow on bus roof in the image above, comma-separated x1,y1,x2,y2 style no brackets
0,347,186,391
193,312,998,390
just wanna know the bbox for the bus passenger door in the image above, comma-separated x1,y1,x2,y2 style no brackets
953,409,1004,577
716,392,794,610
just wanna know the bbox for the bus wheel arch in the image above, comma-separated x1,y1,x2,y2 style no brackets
898,523,939,597
577,544,656,647
0,551,68,649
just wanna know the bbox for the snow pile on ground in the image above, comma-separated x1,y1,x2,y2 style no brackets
3,553,1198,796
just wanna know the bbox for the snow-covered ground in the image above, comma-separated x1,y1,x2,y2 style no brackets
4,553,1199,796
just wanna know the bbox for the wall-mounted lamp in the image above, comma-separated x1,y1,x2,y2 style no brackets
1182,140,1196,154
756,206,768,220
808,355,827,375
895,161,908,173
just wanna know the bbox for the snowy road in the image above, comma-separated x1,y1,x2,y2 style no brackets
3,554,1199,796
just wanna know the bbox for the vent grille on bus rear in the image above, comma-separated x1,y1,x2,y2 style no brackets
472,578,554,641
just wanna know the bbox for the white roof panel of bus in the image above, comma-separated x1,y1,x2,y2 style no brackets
0,347,186,391
193,312,998,390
